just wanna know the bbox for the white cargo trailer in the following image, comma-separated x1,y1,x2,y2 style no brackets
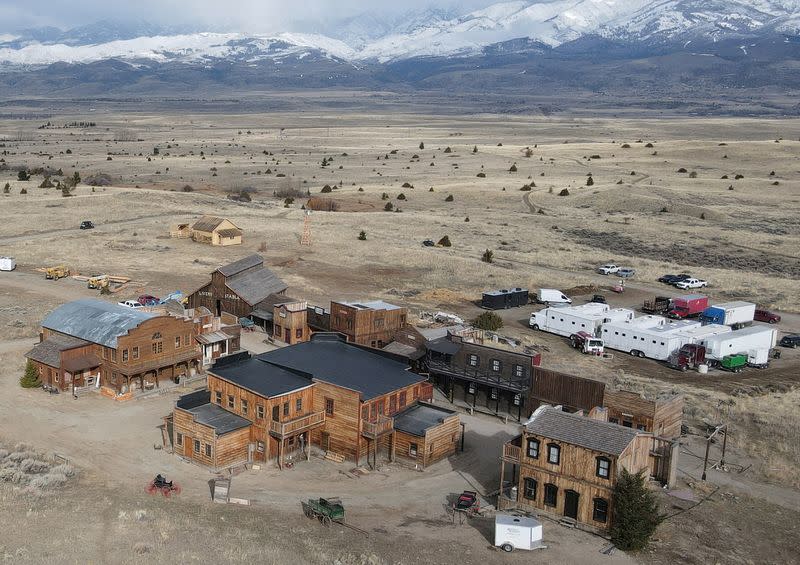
0,257,15,271
495,514,544,552
699,325,777,366
701,301,756,329
530,303,634,338
677,323,732,344
600,317,701,360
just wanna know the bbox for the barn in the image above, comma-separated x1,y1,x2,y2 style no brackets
190,216,243,246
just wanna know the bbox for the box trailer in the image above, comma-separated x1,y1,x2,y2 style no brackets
601,317,701,360
700,301,755,329
482,288,529,310
0,257,15,271
536,288,572,305
700,326,777,367
495,514,544,552
530,303,634,338
676,323,732,344
668,294,709,319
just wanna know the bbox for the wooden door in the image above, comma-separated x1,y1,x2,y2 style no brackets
285,328,291,343
321,432,330,451
564,490,579,520
184,438,193,458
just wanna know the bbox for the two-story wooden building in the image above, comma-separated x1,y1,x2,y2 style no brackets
426,331,541,421
498,405,653,533
170,333,461,470
187,255,287,318
26,299,201,395
329,300,408,347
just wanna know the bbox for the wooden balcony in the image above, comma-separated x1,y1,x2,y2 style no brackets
362,416,394,439
269,411,325,438
502,442,521,463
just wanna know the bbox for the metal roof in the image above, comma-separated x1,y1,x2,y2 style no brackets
342,300,402,311
196,331,232,345
41,299,156,348
192,216,228,233
525,406,639,456
185,402,251,435
258,333,426,401
25,334,91,367
226,268,287,306
393,403,456,437
216,254,263,277
210,357,313,399
382,341,425,360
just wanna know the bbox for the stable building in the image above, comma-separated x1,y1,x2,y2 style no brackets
190,216,243,246
170,333,460,471
26,299,201,396
187,254,288,319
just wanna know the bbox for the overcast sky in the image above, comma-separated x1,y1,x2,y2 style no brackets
0,0,495,34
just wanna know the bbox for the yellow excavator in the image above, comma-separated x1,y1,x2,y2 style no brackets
45,265,70,280
87,275,109,290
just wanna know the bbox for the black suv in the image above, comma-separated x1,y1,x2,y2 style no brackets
79,221,95,230
779,335,800,348
658,273,691,285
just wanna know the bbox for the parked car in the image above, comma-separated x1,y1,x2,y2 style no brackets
675,278,708,290
754,308,781,324
597,264,619,275
617,268,636,278
79,220,95,230
138,294,160,306
589,294,607,304
658,273,691,285
118,300,143,309
779,335,800,348
422,239,435,247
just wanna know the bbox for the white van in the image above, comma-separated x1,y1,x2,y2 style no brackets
536,288,572,305
0,257,16,271
118,300,143,309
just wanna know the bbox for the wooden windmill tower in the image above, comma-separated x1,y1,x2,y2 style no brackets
300,210,312,246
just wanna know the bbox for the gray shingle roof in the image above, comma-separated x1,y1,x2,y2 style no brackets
525,406,639,456
226,267,287,305
25,334,90,367
41,298,156,348
393,403,456,437
217,254,263,277
258,333,426,401
192,215,227,233
185,403,251,435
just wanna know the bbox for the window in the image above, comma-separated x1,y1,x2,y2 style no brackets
637,424,647,431
205,443,212,458
193,439,200,454
256,441,265,454
122,349,128,362
215,391,222,404
227,395,234,409
547,443,560,465
523,478,537,500
241,398,248,416
111,349,117,362
272,405,280,421
176,432,183,446
373,318,384,328
295,328,302,339
151,341,162,354
409,443,418,457
257,404,264,419
514,364,524,378
491,359,501,372
593,498,609,523
274,324,282,336
526,438,540,459
361,405,369,420
468,354,479,367
622,420,633,428
283,402,289,416
175,336,181,349
132,346,139,360
544,484,558,507
596,457,611,479
399,391,407,408
296,398,302,412
184,334,190,346
325,398,334,416
413,386,419,400
389,394,397,414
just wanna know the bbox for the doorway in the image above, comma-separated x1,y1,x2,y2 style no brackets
216,299,222,317
564,490,580,520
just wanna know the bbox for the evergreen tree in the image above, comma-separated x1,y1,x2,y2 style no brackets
20,361,41,388
611,469,662,551
473,311,503,331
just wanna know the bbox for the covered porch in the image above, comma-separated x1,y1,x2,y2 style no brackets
115,350,202,394
268,411,326,469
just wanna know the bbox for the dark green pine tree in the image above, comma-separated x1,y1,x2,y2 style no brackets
611,469,662,551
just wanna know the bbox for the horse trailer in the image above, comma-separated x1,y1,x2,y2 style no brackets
600,317,701,360
530,303,634,338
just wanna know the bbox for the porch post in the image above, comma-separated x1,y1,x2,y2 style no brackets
498,459,506,509
390,431,396,463
278,438,283,470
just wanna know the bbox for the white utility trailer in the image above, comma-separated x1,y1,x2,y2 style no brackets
530,303,634,338
701,301,756,329
0,257,15,271
495,514,544,552
600,317,701,360
699,325,777,367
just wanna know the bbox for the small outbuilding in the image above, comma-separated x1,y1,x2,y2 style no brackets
191,216,243,246
481,288,529,310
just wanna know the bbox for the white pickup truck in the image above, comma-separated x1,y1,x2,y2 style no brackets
597,264,620,275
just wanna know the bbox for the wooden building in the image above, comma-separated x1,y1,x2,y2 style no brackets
26,299,201,395
190,307,241,367
527,367,607,415
498,405,652,533
426,331,541,421
190,216,243,246
170,333,456,471
330,300,408,347
603,390,683,439
187,255,287,319
272,300,310,345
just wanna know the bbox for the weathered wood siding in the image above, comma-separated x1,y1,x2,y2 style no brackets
330,302,408,347
527,367,606,414
423,414,461,467
604,390,683,439
309,381,362,460
173,407,249,469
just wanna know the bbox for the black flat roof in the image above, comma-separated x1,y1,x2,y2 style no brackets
393,403,457,437
258,333,426,401
210,357,313,399
184,403,251,435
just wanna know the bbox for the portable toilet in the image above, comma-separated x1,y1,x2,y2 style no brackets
494,514,544,552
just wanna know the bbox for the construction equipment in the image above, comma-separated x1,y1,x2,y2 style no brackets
45,266,70,280
87,275,109,289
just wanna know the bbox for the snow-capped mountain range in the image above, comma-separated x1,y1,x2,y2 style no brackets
1,0,799,66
